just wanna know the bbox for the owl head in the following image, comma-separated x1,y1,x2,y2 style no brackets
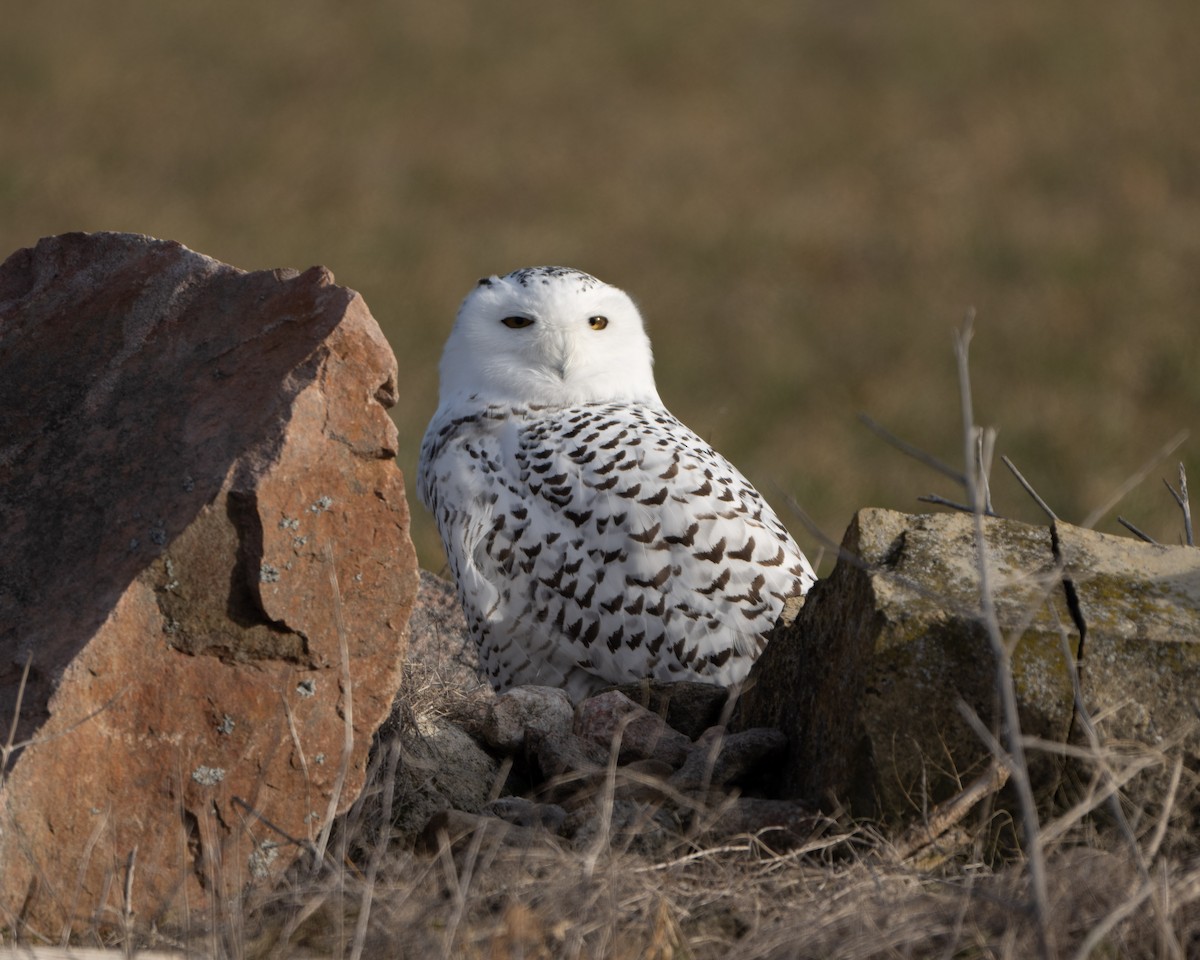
435,266,661,409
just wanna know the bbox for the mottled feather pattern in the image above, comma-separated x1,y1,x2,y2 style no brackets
419,267,816,702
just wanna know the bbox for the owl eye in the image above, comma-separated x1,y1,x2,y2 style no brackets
501,316,534,329
588,316,609,330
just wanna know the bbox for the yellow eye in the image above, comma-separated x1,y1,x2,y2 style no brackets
501,316,534,329
588,316,609,330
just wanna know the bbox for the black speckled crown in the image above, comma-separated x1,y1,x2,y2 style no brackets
495,266,603,290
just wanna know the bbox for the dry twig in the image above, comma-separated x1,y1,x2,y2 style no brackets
1082,429,1188,529
954,312,1052,960
857,413,966,486
887,758,1009,863
1117,516,1159,544
311,545,356,875
1162,462,1194,546
1001,455,1058,522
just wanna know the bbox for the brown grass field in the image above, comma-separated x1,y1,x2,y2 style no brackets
3,1,1200,955
3,0,1198,570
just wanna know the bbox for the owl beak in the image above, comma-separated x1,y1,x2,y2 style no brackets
547,333,573,380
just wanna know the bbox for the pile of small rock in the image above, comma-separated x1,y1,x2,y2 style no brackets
388,677,827,857
387,572,827,857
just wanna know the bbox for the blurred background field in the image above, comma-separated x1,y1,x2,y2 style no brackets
3,0,1197,573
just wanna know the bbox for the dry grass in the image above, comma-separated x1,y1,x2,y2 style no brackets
5,465,1199,957
209,735,1200,960
177,599,1200,960
21,739,1200,958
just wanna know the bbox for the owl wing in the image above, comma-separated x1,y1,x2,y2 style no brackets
468,402,813,691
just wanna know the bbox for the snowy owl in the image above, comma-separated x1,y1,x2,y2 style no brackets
418,266,816,702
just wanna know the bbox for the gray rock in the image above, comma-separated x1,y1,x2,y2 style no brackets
563,799,682,855
1056,522,1200,823
483,796,569,832
608,680,732,739
481,685,574,752
416,809,553,856
575,689,692,767
669,727,788,793
698,797,831,850
390,711,501,839
737,508,1200,823
525,728,609,783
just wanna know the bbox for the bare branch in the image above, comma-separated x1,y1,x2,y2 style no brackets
230,796,310,848
3,680,130,765
1117,516,1159,544
780,493,846,557
888,758,1009,863
311,544,356,875
1001,455,1058,522
912,499,979,513
1081,429,1188,529
122,845,138,933
1162,462,1194,546
1050,604,1153,888
857,413,966,486
954,312,1052,959
978,426,997,516
1182,462,1194,546
1069,880,1159,960
2,652,33,771
1144,754,1185,866
349,738,401,960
